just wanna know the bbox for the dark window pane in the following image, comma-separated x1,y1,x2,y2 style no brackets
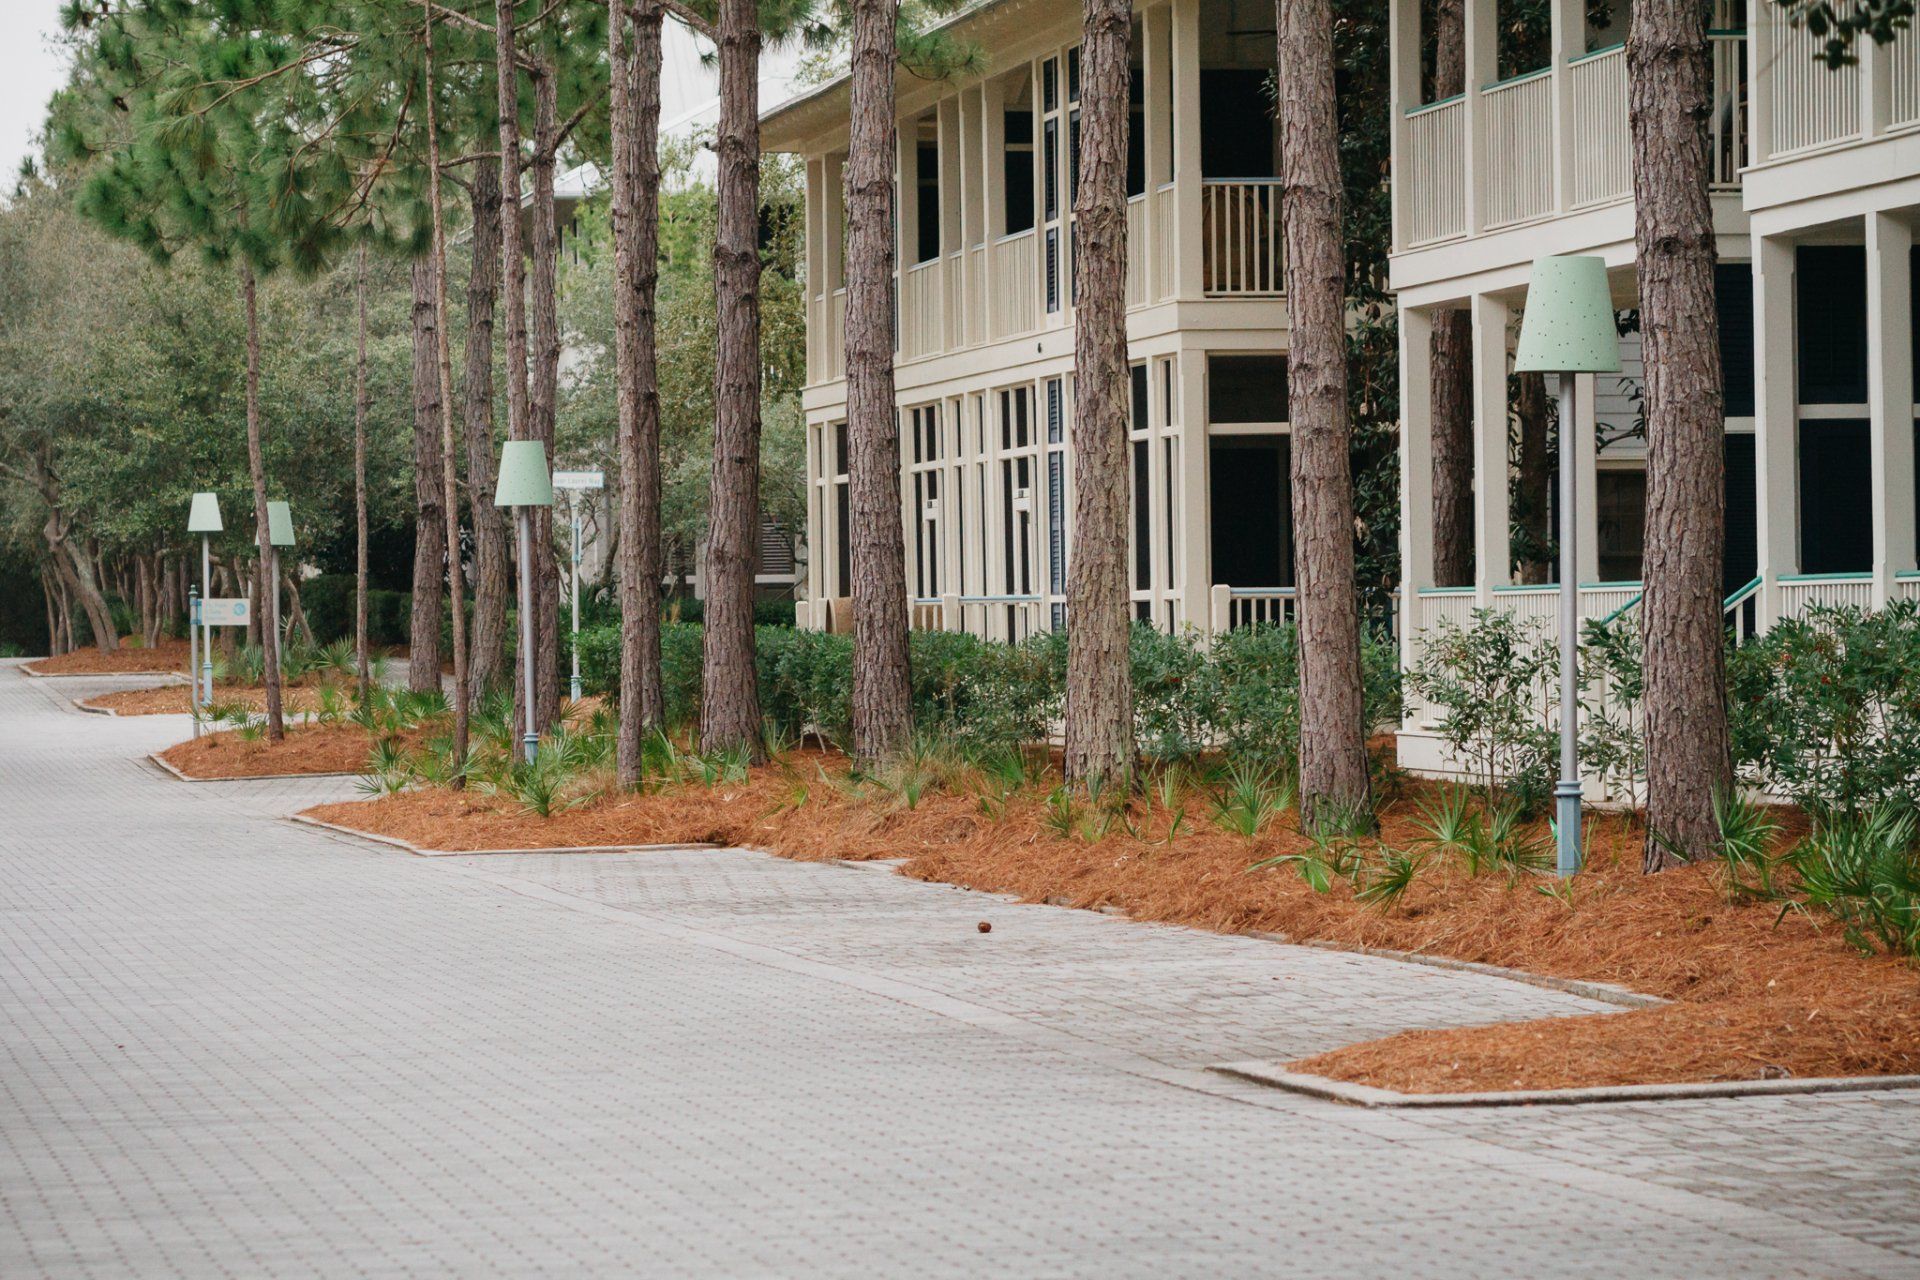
1200,69,1274,178
1133,438,1150,590
1208,435,1292,587
1131,363,1149,431
1208,354,1290,423
916,142,941,263
1799,419,1871,572
1595,468,1646,583
1716,262,1754,418
1797,245,1867,405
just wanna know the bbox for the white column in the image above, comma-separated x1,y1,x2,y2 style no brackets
806,422,824,627
1574,373,1600,584
1471,293,1513,603
1144,4,1174,298
1868,212,1916,606
1170,0,1204,299
1177,350,1211,631
1397,303,1434,688
1753,234,1798,624
1387,0,1419,247
1548,0,1581,214
1461,0,1496,233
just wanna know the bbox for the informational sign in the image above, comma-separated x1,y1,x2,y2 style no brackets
200,597,251,627
552,470,605,492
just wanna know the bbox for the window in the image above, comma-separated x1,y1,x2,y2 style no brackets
999,387,1037,599
831,422,851,597
1716,262,1755,418
1595,468,1646,583
915,140,941,264
1208,354,1290,424
1800,420,1872,572
1004,109,1035,234
1797,245,1868,406
910,406,943,596
1199,70,1274,178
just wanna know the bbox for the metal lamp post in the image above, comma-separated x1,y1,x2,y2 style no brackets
495,440,554,763
186,492,223,722
267,500,296,648
1514,255,1624,877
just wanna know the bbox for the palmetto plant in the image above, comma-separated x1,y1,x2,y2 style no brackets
1786,808,1920,959
1713,788,1785,900
1208,760,1291,839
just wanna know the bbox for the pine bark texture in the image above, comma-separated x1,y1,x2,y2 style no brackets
1629,0,1731,868
240,261,285,741
1277,0,1372,830
1428,0,1473,587
423,7,471,777
1064,0,1136,785
845,0,914,764
407,255,447,695
495,0,540,745
700,0,766,757
611,0,668,786
462,157,510,703
1514,371,1552,583
354,243,372,702
529,70,564,728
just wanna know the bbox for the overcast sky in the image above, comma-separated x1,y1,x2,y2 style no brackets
1,0,68,188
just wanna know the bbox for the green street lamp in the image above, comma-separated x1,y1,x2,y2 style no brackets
1515,255,1623,878
186,492,223,721
495,440,554,763
267,500,295,649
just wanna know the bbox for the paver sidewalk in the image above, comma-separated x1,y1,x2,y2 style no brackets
2,662,1917,1277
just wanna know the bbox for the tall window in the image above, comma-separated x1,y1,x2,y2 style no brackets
999,386,1037,599
1046,378,1068,629
831,422,851,597
1004,89,1035,234
915,138,941,264
909,405,943,597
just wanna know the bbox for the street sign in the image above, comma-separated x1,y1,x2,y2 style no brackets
552,470,605,491
200,597,251,627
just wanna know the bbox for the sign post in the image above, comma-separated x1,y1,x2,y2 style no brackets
552,470,604,703
496,442,555,763
1513,256,1623,878
186,493,223,718
267,501,296,649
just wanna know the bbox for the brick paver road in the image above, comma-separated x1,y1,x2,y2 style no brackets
3,662,1917,1277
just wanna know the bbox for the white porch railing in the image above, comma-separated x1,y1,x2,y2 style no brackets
958,594,1045,643
1480,70,1556,228
1893,27,1920,129
1202,179,1284,296
1765,9,1860,157
1709,30,1748,186
900,257,945,361
1568,47,1629,208
1151,184,1176,302
1207,585,1295,631
988,230,1038,342
1401,98,1466,245
1777,572,1875,618
1126,194,1150,309
963,243,987,347
806,288,847,385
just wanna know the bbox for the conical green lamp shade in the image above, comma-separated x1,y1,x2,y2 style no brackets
267,500,296,548
187,492,223,534
1515,256,1622,374
495,439,554,508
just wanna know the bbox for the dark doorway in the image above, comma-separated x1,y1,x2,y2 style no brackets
1199,70,1274,178
1209,435,1292,587
1724,433,1758,595
1799,419,1872,573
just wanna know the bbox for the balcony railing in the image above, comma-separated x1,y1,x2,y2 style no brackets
1202,179,1284,296
1402,98,1466,246
1480,70,1555,228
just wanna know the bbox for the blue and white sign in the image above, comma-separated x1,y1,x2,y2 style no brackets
200,597,251,627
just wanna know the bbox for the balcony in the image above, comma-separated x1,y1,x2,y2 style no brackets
1395,31,1746,251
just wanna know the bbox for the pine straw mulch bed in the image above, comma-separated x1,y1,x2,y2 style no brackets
299,756,1920,1094
85,684,328,717
156,722,393,779
25,640,191,676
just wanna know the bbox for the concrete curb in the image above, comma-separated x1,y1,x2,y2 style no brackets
1211,1060,1920,1108
148,752,362,785
1244,930,1664,1010
287,811,720,859
22,666,188,682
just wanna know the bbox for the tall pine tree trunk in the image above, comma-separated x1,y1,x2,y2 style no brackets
355,242,372,701
1429,0,1473,587
1631,0,1729,867
462,157,510,704
1278,0,1372,831
240,260,285,741
845,0,914,764
529,69,564,726
496,0,540,746
701,0,766,758
612,0,668,786
423,1,471,778
1064,0,1135,784
408,256,447,694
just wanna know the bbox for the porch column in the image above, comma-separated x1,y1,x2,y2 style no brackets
1573,372,1600,584
1548,0,1581,214
1143,4,1174,300
980,76,1005,326
1387,0,1419,246
806,422,826,627
1170,0,1204,299
1398,303,1434,684
1177,350,1211,631
1753,234,1798,624
1867,211,1916,606
823,152,845,293
1461,0,1496,233
1470,293,1513,603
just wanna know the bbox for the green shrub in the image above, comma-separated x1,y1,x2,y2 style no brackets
1732,602,1920,816
301,574,411,646
1408,609,1557,811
